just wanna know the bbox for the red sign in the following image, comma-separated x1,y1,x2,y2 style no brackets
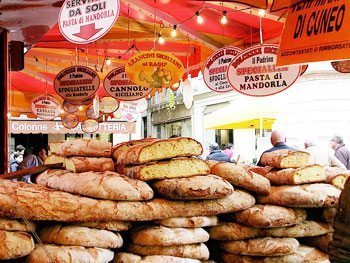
31,95,61,120
227,44,301,97
58,0,120,44
104,66,152,101
203,47,241,92
54,66,100,101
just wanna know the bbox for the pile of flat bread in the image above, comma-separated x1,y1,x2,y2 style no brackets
208,149,341,262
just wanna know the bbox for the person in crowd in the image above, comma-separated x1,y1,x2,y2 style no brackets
206,143,231,162
304,138,345,168
18,146,47,183
9,144,25,163
330,135,350,169
223,143,234,160
257,130,296,166
10,153,23,172
169,134,180,138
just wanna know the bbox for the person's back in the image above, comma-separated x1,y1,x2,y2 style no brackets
206,143,231,162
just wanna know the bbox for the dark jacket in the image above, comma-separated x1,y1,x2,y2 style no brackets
206,150,231,162
329,177,350,262
10,160,19,172
257,142,296,166
335,144,350,169
18,154,42,183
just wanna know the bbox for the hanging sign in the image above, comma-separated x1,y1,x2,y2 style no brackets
62,114,79,129
58,0,120,44
99,97,118,113
104,66,152,100
67,96,94,106
183,79,193,109
331,60,350,73
119,101,140,122
125,51,184,88
227,44,301,97
81,119,99,133
277,0,350,66
63,100,79,113
203,46,242,92
54,66,100,101
31,95,61,120
86,104,101,119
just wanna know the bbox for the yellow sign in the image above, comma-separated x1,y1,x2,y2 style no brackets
125,51,184,88
277,0,350,66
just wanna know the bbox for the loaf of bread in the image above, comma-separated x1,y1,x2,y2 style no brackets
209,222,264,241
265,220,334,238
113,252,201,263
332,174,350,190
44,154,64,165
36,170,154,201
112,138,159,162
0,181,255,221
221,245,329,263
123,158,210,181
235,205,306,228
299,233,332,252
128,243,209,260
0,230,34,260
26,244,114,263
131,226,209,246
211,163,271,195
118,137,203,165
64,157,114,173
259,150,310,168
156,216,218,228
206,160,220,169
56,139,112,157
248,166,273,176
74,221,132,231
307,207,337,223
258,184,341,207
220,237,299,256
263,165,326,185
152,174,233,200
39,225,123,248
49,142,62,154
0,218,35,232
325,166,349,181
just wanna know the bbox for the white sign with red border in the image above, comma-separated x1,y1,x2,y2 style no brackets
203,46,242,92
119,101,140,122
31,95,61,120
58,0,120,44
227,44,301,97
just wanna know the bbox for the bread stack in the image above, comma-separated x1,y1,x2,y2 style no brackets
209,150,339,262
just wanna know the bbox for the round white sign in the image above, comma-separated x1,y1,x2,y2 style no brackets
31,95,61,120
203,46,241,92
119,101,140,122
58,0,120,44
227,44,301,97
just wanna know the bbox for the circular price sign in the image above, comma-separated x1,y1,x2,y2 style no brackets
58,0,120,44
54,66,100,101
62,114,79,129
82,119,99,133
31,95,61,120
99,97,118,113
63,100,79,113
203,46,242,92
86,105,101,119
227,44,301,97
104,66,152,101
119,101,140,122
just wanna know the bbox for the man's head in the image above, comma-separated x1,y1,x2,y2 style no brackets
15,145,25,155
14,153,23,163
270,130,286,146
331,135,343,150
209,143,220,152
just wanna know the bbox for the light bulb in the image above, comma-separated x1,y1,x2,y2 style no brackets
79,106,83,111
158,35,165,44
196,11,203,24
106,58,111,66
171,25,177,37
60,109,64,114
258,9,265,17
221,11,227,25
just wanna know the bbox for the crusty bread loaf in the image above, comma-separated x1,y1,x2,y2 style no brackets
299,233,332,252
211,163,271,195
39,225,123,248
325,166,349,182
248,166,273,176
332,173,350,190
221,245,330,263
206,160,220,169
56,139,112,157
128,243,209,260
235,205,306,228
74,221,132,231
220,237,299,256
132,226,209,246
0,230,34,260
113,252,201,263
44,154,64,165
112,138,159,162
265,220,334,238
26,244,114,263
36,170,154,201
0,181,255,222
0,218,35,232
156,216,218,228
64,157,114,173
123,158,210,181
258,184,341,207
152,174,233,200
49,142,62,155
260,150,310,168
209,223,264,241
263,165,326,185
118,137,203,165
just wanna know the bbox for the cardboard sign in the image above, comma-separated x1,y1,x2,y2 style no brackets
125,51,184,88
277,0,350,66
203,47,241,92
54,66,100,101
58,0,120,44
31,95,61,120
119,101,140,122
227,44,301,97
104,66,152,100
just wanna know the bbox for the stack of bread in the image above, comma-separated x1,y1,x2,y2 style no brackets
209,149,340,262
